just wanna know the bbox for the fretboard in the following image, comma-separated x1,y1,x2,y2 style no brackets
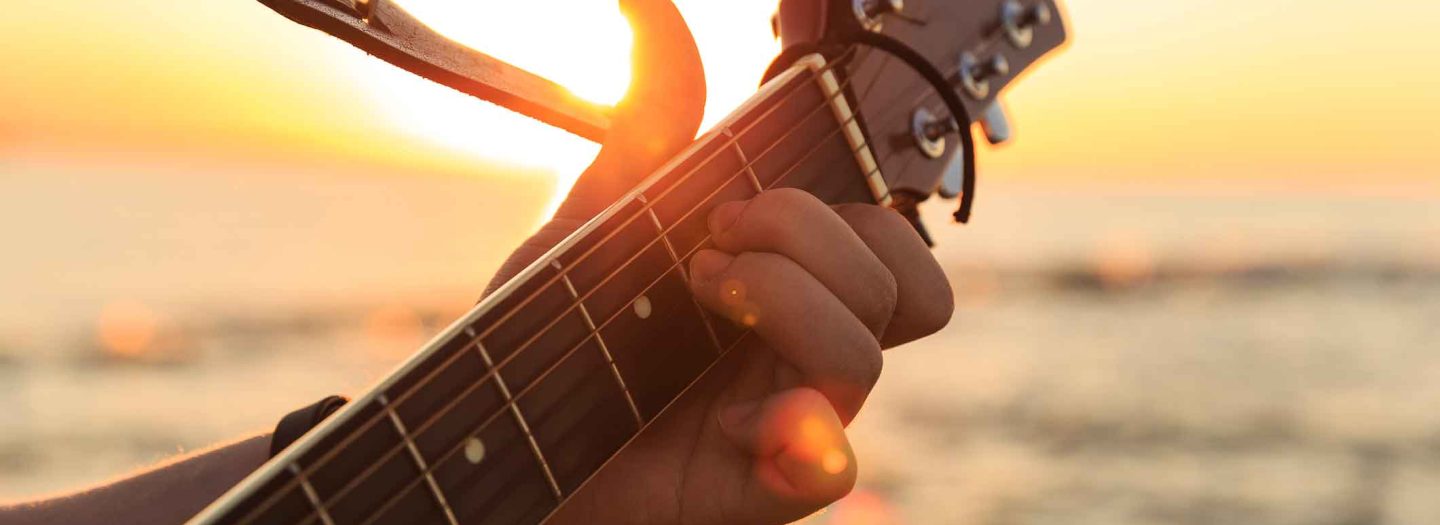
192,53,885,525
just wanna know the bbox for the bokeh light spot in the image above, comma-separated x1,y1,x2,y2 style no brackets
96,301,160,359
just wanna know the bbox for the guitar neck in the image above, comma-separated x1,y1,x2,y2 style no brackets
191,53,887,525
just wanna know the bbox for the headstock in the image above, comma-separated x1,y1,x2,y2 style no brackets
775,0,1067,233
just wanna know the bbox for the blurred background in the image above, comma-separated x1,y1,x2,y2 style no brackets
2,0,1438,523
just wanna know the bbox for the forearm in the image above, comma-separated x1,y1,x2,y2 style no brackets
0,434,270,525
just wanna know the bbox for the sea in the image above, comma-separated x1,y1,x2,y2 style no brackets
2,162,1438,524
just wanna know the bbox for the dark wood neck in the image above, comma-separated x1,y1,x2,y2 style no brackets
191,54,885,525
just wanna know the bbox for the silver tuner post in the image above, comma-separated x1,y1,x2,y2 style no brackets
980,102,1012,144
1001,0,1053,48
911,107,957,159
853,0,904,31
958,52,1010,100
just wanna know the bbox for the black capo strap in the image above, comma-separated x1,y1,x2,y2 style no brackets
762,32,978,223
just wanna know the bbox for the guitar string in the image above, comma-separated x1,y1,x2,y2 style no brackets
311,50,872,525
346,75,884,525
292,42,974,524
359,39,991,523
347,74,888,525
327,41,998,524
263,38,961,520
234,46,863,525
252,40,965,524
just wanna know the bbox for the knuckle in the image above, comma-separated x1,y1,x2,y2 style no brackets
837,203,911,235
731,251,795,276
756,187,825,212
735,189,820,245
861,270,899,335
908,280,956,338
833,337,883,393
857,339,884,387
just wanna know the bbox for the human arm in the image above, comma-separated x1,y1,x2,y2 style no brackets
0,435,270,525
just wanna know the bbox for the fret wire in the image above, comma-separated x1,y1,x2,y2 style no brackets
475,338,565,501
377,393,461,525
638,193,728,355
321,104,870,525
288,463,338,525
554,260,645,426
722,127,765,193
308,59,868,525
390,73,863,457
252,48,866,525
351,50,861,466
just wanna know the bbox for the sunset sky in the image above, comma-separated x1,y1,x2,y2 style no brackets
2,0,1438,332
5,0,1437,195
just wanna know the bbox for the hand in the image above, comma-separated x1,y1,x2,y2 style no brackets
485,1,953,523
548,189,953,524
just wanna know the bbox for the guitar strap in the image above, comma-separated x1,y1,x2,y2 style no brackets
269,395,351,457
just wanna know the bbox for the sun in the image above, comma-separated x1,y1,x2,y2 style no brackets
339,0,633,216
340,0,782,216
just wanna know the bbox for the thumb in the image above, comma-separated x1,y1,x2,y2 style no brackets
554,0,707,222
486,0,705,296
718,387,858,522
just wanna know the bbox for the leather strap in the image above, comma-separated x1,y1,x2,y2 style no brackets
269,395,350,457
258,0,611,142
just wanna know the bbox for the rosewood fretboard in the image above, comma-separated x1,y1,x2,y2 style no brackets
192,54,885,525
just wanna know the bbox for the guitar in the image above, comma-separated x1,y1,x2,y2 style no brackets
190,0,1066,523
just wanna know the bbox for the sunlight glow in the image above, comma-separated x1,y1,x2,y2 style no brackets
342,0,634,217
343,0,783,216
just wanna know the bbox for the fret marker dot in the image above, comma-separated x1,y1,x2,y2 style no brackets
464,437,486,464
633,296,652,319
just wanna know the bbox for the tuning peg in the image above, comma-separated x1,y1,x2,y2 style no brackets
853,0,905,30
980,101,1012,144
910,107,956,159
958,52,1009,99
937,148,964,200
1001,1,1053,48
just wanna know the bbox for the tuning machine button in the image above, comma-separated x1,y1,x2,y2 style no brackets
1001,0,1053,48
958,52,1009,99
911,107,956,159
980,101,1012,144
853,0,904,31
932,102,1009,200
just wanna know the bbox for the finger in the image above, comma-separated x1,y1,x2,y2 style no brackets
482,218,586,297
832,203,955,348
708,189,899,337
717,387,857,522
690,250,881,422
554,0,706,222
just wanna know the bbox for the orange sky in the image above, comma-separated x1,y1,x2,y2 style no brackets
2,0,1438,193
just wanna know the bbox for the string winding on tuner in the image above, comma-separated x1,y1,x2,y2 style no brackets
762,31,978,225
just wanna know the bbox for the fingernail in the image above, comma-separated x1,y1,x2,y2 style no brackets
689,249,734,283
707,200,746,235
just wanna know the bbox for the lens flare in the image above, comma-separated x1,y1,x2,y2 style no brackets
821,449,849,475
